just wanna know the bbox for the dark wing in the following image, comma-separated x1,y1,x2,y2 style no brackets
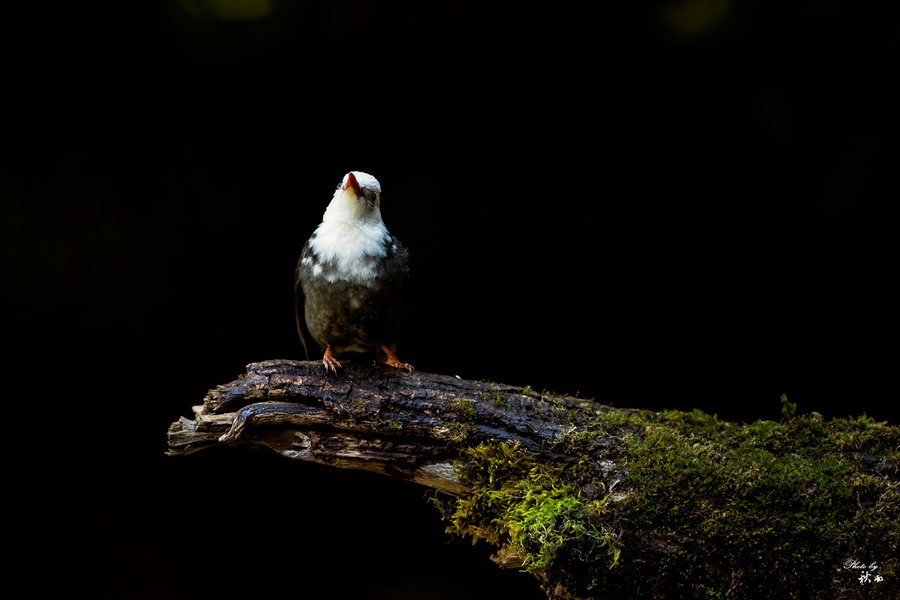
294,244,311,360
383,234,410,280
376,234,411,353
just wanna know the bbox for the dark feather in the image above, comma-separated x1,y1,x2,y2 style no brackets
294,254,311,360
295,236,409,359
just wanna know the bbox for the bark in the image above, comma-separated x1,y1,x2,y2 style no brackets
167,359,616,495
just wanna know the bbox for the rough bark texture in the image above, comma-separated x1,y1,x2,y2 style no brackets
167,359,899,600
167,359,615,495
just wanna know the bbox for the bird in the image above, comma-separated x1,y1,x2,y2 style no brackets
295,171,412,374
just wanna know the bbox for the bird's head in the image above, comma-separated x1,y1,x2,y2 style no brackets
342,171,381,206
322,171,383,224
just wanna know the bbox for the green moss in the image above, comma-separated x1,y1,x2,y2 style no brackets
380,418,403,431
448,397,478,419
550,426,602,455
438,405,898,599
472,388,507,408
344,399,370,420
780,393,798,420
438,421,477,444
435,441,620,575
603,410,899,599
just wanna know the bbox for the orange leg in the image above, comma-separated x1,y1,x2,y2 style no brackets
322,345,342,374
381,345,414,373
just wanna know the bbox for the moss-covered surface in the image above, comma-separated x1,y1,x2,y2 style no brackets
436,403,899,599
434,442,620,572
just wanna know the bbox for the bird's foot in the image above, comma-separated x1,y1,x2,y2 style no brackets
381,345,414,374
322,346,342,374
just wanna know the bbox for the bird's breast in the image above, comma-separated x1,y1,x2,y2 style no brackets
301,252,381,286
306,219,390,285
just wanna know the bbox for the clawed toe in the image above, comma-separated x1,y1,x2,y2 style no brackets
386,358,414,374
322,346,342,374
322,357,342,374
381,345,413,374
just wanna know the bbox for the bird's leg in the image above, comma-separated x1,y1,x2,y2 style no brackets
381,345,414,373
322,345,342,374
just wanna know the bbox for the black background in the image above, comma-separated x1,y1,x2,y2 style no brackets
5,1,898,598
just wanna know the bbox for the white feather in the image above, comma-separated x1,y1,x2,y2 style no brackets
308,172,389,285
349,171,381,192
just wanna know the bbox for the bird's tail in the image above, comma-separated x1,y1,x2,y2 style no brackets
295,305,310,360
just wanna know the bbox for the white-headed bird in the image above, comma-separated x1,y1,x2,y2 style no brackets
295,171,412,373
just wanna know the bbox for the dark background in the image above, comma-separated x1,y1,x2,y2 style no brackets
5,1,898,598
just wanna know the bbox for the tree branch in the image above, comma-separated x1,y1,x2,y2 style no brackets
167,359,899,600
167,359,620,495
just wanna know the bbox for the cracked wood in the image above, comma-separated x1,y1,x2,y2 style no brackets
167,359,619,495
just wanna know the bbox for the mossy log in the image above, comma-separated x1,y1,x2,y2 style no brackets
167,359,898,599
